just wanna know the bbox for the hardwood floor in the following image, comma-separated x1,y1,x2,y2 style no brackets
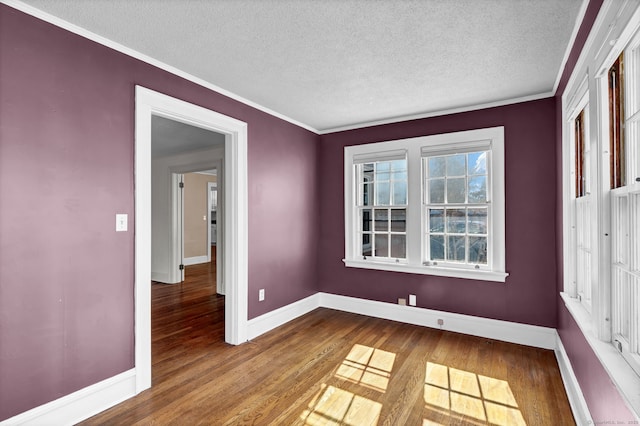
80,248,574,425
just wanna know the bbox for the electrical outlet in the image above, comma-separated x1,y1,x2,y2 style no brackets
437,319,444,327
259,289,265,301
409,294,416,306
398,298,406,306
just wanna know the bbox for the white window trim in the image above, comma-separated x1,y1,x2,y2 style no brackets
344,126,507,282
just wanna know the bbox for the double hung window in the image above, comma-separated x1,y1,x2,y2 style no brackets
355,154,408,261
609,32,640,376
344,127,507,282
423,145,491,269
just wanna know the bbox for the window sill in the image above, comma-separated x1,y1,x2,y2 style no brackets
560,292,640,419
343,259,508,282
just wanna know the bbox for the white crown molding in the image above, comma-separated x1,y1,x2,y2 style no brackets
552,0,591,95
1,0,318,134
5,0,567,137
317,91,555,135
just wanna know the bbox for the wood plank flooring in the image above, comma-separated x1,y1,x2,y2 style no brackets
80,248,575,425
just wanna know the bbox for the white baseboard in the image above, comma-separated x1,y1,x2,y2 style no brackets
0,369,137,426
3,293,563,425
554,334,592,425
246,292,556,350
151,271,170,283
183,255,209,266
319,293,558,349
247,293,320,340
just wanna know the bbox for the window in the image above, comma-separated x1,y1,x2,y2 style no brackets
423,147,490,268
356,157,408,261
562,1,640,405
344,127,507,282
610,28,640,376
570,100,592,312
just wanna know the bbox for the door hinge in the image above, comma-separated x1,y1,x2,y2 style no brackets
179,264,184,270
179,182,184,189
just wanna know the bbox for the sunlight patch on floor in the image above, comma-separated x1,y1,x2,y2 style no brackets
334,344,396,392
300,344,395,425
301,384,382,426
423,362,526,426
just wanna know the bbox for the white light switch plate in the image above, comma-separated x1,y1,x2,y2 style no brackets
116,214,128,232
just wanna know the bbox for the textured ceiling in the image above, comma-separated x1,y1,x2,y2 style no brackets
15,0,584,133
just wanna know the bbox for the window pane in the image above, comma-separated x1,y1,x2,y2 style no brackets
447,154,466,176
447,177,466,203
429,208,444,232
376,181,390,205
429,157,445,177
429,179,445,203
390,234,406,258
375,234,388,257
391,159,406,172
376,161,390,181
467,208,487,234
447,235,466,262
446,208,466,233
362,209,372,232
362,183,373,205
469,236,487,264
363,163,374,182
390,209,406,232
430,235,445,260
374,209,388,231
362,234,372,257
468,176,487,203
393,181,407,205
467,152,487,175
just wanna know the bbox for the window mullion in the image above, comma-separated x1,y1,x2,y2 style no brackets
591,73,613,342
406,145,423,267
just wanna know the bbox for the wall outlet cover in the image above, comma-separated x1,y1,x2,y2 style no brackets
409,294,416,306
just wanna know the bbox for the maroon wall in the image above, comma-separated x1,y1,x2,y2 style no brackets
0,5,318,420
318,98,558,327
554,0,635,421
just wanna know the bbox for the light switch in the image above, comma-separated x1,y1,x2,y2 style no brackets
116,214,128,232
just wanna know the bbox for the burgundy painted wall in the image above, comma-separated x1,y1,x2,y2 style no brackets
558,308,635,422
318,98,558,327
0,5,318,420
554,0,634,420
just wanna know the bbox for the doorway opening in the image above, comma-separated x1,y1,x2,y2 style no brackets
135,86,248,393
175,168,224,295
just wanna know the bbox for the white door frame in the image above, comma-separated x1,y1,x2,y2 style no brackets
207,171,225,295
135,86,248,393
174,173,185,281
207,181,215,261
